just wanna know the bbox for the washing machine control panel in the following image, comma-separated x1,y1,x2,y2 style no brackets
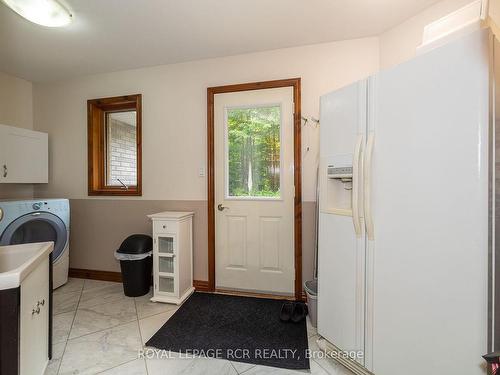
32,202,42,210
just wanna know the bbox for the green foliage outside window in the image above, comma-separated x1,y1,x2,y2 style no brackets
227,106,281,198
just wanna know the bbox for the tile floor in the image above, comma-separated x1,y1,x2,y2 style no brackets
46,278,354,375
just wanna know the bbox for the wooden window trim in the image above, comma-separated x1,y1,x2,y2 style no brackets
87,94,142,196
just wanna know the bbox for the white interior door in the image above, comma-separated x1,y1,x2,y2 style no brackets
214,87,295,295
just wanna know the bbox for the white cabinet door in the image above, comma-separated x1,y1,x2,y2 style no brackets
368,30,489,375
154,233,178,296
20,257,49,375
0,124,48,183
317,81,367,360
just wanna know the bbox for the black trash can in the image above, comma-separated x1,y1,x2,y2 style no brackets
115,234,153,297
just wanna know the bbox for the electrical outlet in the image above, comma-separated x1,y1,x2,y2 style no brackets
198,167,206,177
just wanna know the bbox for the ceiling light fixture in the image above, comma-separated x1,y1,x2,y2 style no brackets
1,0,72,27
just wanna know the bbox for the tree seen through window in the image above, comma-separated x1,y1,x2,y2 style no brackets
227,106,281,198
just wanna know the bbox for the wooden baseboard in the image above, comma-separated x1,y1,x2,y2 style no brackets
193,280,306,301
69,268,122,282
193,280,210,292
70,270,210,292
215,288,297,301
68,272,307,302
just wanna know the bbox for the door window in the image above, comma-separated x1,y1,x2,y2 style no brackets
225,105,282,199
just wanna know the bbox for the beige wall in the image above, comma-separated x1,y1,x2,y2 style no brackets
67,199,317,282
33,37,380,282
379,0,475,69
34,37,379,201
492,0,500,22
490,0,500,38
69,200,208,278
0,71,34,199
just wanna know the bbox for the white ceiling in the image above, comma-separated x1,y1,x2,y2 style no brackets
0,0,442,82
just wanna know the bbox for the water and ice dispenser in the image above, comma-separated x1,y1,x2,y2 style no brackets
320,156,354,215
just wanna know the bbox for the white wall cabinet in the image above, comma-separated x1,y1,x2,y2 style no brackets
148,211,194,305
0,124,48,183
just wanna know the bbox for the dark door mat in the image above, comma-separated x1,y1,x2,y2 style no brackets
146,292,310,370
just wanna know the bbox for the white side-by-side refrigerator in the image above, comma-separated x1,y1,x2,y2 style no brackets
318,29,491,375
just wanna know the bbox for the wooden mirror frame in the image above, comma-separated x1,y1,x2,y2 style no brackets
87,94,142,196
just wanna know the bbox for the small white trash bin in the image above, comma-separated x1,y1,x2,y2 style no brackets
304,279,318,327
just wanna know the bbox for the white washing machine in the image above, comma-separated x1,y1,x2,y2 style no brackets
0,199,70,289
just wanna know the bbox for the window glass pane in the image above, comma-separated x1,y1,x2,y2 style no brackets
159,257,174,273
159,276,174,293
106,111,137,186
158,237,174,254
227,106,281,198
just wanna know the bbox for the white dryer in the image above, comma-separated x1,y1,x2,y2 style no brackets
0,199,70,289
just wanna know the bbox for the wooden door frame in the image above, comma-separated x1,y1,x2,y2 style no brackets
207,78,302,301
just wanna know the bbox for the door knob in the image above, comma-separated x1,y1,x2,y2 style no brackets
217,204,228,212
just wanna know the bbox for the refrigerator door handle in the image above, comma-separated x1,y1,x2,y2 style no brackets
352,134,363,237
364,132,375,240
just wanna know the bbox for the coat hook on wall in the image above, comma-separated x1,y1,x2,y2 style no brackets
310,117,320,126
302,116,320,128
302,116,320,153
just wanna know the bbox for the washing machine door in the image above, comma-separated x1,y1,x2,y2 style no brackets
0,212,68,262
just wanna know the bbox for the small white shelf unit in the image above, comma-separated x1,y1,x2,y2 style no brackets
148,211,195,305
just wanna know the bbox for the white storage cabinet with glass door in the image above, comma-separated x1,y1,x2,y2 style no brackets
148,211,195,304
